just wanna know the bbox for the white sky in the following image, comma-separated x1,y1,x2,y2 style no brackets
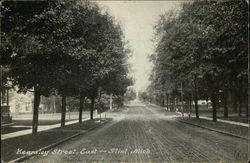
97,1,182,91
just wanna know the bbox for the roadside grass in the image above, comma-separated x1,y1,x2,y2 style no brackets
1,118,111,162
1,130,78,162
177,117,248,139
1,119,79,135
60,118,111,131
1,126,31,135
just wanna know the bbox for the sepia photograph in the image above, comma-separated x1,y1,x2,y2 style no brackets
0,0,249,162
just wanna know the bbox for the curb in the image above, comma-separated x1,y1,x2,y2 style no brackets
178,119,249,141
6,120,109,163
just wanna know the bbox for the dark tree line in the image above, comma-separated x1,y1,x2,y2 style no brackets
1,0,132,134
142,0,248,121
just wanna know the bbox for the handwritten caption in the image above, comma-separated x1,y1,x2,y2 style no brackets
16,148,150,156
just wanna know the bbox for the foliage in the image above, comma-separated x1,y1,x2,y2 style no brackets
124,87,137,102
1,0,132,131
148,0,248,120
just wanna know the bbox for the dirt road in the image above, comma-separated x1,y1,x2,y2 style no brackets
26,101,248,162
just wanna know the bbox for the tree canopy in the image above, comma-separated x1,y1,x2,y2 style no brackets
1,0,132,133
146,0,248,121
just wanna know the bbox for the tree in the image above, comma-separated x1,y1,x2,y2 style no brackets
31,0,100,126
80,12,132,119
124,87,136,102
1,1,58,133
1,0,132,131
149,0,248,121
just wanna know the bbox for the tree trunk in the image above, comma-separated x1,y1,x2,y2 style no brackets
189,98,192,111
238,97,242,117
233,89,238,113
194,94,199,119
109,93,113,111
161,94,165,107
79,93,85,123
185,100,188,111
32,87,41,134
166,93,169,111
194,77,199,119
248,75,250,118
61,95,66,127
194,100,199,118
189,97,192,118
223,90,228,118
211,92,217,122
6,89,9,106
246,102,249,118
90,97,95,120
172,97,175,111
238,81,243,117
0,65,2,108
206,97,209,109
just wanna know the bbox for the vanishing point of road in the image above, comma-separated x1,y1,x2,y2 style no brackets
26,101,248,162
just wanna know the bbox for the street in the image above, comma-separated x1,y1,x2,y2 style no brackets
25,101,248,162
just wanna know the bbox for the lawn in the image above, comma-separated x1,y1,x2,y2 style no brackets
177,117,248,139
1,126,31,134
1,118,111,162
1,119,80,135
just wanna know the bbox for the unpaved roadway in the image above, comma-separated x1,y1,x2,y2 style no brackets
26,101,248,162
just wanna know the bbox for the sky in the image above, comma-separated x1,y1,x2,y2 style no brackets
97,1,182,92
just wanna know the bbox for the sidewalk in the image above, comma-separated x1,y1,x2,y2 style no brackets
1,111,101,140
177,112,249,127
1,119,79,140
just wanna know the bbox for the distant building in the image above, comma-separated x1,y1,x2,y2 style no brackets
198,100,210,105
7,89,33,114
192,100,211,106
6,88,61,115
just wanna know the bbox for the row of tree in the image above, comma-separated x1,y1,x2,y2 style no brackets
1,0,132,133
144,0,248,121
